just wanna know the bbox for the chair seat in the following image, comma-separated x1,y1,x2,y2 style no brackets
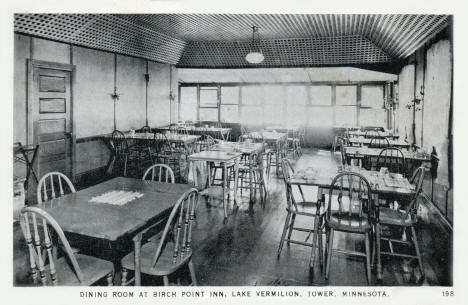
37,254,113,286
121,241,192,276
379,207,414,226
325,194,371,232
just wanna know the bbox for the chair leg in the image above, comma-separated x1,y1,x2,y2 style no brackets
106,272,114,286
375,222,382,280
325,228,334,279
123,156,128,177
286,214,296,246
411,226,425,278
277,211,292,257
309,216,320,270
188,259,198,286
163,276,170,286
365,232,372,285
318,220,324,268
121,268,128,286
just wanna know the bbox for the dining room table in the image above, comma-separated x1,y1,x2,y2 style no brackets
348,130,399,139
188,150,242,218
348,136,410,149
36,177,193,284
289,164,416,279
211,141,265,204
157,126,232,141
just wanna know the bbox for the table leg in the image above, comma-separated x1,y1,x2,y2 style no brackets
375,193,382,280
249,154,254,204
233,158,240,207
222,162,228,218
133,233,142,286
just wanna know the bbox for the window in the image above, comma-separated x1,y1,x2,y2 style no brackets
360,85,386,126
179,87,197,121
263,85,283,125
199,108,218,121
309,85,333,126
241,86,264,125
240,106,263,125
335,85,357,126
310,85,332,106
199,87,218,107
220,86,239,123
285,86,307,126
308,107,334,127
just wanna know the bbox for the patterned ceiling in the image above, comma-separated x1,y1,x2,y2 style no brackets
14,14,450,68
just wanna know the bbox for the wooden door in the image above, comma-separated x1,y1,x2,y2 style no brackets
29,60,75,182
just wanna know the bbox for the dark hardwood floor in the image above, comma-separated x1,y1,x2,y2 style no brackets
13,148,452,286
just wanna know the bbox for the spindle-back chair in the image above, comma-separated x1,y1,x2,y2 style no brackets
277,159,324,271
142,164,175,184
324,172,374,284
375,166,427,281
37,172,76,204
369,137,390,149
376,147,407,176
140,125,152,133
121,189,199,286
20,207,114,286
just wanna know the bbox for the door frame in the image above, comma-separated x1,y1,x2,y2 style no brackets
27,59,76,182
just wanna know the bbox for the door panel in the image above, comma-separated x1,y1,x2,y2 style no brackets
33,66,72,180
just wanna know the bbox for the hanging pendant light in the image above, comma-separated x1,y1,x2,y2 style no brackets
245,26,264,64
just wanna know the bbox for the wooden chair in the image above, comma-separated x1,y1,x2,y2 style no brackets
369,137,390,149
20,207,114,286
121,189,199,286
324,172,374,285
197,134,216,152
111,130,141,176
287,129,302,159
139,125,152,133
277,159,324,271
364,130,381,139
142,164,175,184
37,172,76,204
237,150,267,203
375,147,407,176
375,166,426,281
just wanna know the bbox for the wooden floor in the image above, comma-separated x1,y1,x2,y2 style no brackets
13,149,452,286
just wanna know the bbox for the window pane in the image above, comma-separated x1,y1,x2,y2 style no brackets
180,87,197,121
200,88,218,107
199,108,218,121
361,85,384,108
264,105,283,124
308,107,334,127
285,85,307,105
360,108,386,127
221,86,239,104
264,85,283,104
336,86,357,106
220,105,239,123
242,86,263,105
240,106,263,125
335,106,357,126
286,105,306,126
310,86,332,106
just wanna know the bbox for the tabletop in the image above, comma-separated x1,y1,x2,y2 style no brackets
211,141,264,155
348,136,410,148
345,146,431,161
160,126,232,134
348,130,399,139
188,150,242,162
290,165,415,196
37,177,193,241
243,131,287,142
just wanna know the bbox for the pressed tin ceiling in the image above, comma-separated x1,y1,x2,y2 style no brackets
14,14,450,68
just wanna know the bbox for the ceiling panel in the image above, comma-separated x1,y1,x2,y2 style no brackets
14,14,450,68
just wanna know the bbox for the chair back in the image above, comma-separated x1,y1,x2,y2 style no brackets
142,164,175,183
111,130,129,155
364,130,381,139
338,137,349,165
281,159,299,209
403,166,426,220
199,134,216,151
140,125,152,133
151,189,199,267
177,126,188,135
377,147,407,176
326,172,374,230
37,172,76,204
153,134,173,155
369,137,390,148
20,207,84,285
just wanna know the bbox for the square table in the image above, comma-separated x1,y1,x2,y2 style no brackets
188,150,242,218
348,136,410,149
289,164,415,279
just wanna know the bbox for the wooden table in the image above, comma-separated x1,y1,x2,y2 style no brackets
37,177,193,285
211,141,265,203
188,150,242,218
243,131,287,176
348,136,410,149
157,126,232,141
344,146,430,162
290,165,415,279
348,130,399,139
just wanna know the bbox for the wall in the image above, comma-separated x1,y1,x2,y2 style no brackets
395,39,452,221
13,33,177,180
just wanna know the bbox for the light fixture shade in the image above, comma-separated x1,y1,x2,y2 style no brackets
245,51,264,64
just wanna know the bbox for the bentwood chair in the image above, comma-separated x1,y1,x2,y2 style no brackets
374,147,407,176
142,164,175,184
121,189,199,286
37,172,76,204
324,172,374,285
111,130,141,176
375,166,426,281
369,137,390,149
20,207,114,286
278,159,324,271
